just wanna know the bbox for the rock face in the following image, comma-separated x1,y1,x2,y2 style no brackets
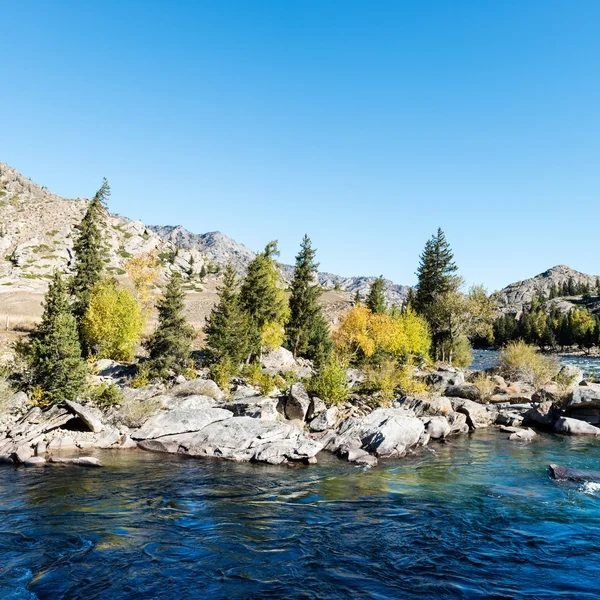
451,399,496,429
495,265,600,316
285,384,312,421
138,417,322,465
219,397,280,421
309,406,339,433
133,408,233,440
64,400,104,433
567,384,600,425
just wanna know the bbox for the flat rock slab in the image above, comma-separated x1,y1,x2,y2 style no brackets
133,408,233,440
64,400,105,433
218,397,280,421
48,457,103,468
554,416,600,436
137,416,322,465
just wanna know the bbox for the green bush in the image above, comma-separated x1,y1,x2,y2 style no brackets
91,382,123,407
499,340,559,387
309,355,349,406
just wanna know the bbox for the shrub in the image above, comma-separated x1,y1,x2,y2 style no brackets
91,382,123,407
309,355,349,406
472,373,496,401
499,340,559,387
130,362,151,389
363,359,428,403
209,358,237,393
118,396,161,428
437,336,472,368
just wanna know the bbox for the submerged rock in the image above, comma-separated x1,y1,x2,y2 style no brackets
49,456,103,468
549,464,600,483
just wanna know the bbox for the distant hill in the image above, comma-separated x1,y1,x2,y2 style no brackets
495,265,600,315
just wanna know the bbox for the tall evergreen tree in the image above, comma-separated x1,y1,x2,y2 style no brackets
353,290,362,305
71,178,110,334
204,263,249,366
596,277,600,296
26,272,88,403
285,235,332,363
146,271,195,378
414,228,458,313
239,241,289,358
366,276,387,314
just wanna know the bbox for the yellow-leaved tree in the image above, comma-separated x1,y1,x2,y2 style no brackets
125,250,161,313
82,278,145,362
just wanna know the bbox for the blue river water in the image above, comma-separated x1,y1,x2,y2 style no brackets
1,430,600,599
471,348,600,378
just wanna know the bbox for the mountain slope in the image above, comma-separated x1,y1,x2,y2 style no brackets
495,265,600,315
149,225,411,305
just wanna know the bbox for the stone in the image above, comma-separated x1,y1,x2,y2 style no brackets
341,447,378,467
396,396,452,417
14,444,34,463
0,454,14,464
568,384,600,409
132,408,233,440
427,368,465,390
421,416,451,439
232,386,260,400
219,398,279,421
171,379,225,401
508,428,537,442
4,392,29,414
532,384,561,404
554,417,600,436
23,456,46,467
261,346,296,372
138,417,322,465
93,428,122,449
451,399,496,429
446,411,470,435
495,411,524,427
549,464,600,482
47,436,76,451
345,368,366,388
160,395,216,410
446,383,481,401
306,397,327,420
64,400,105,433
122,384,166,403
557,365,584,387
523,402,558,429
285,383,311,421
309,406,339,432
119,435,138,449
35,440,47,456
49,457,103,468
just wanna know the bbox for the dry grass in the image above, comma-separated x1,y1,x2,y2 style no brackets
499,341,559,388
117,396,161,428
472,373,496,401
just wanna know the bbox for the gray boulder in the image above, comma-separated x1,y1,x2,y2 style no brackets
307,397,327,420
219,397,279,421
261,346,296,372
451,399,496,429
421,416,451,439
446,411,470,435
523,402,558,429
396,396,452,417
138,417,322,465
4,392,29,414
557,365,584,387
64,400,105,433
309,406,339,432
24,456,46,467
285,383,311,421
446,383,480,401
554,417,600,436
508,428,537,442
133,407,233,440
49,456,103,467
568,384,600,409
160,395,216,410
427,368,465,390
171,379,225,400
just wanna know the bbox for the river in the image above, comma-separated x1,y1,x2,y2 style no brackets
1,430,600,599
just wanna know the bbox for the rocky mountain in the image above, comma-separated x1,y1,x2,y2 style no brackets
495,265,600,316
0,161,409,306
150,225,411,305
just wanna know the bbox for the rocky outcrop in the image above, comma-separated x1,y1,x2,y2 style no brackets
553,416,600,436
218,397,280,421
285,384,311,421
451,399,497,429
138,418,322,465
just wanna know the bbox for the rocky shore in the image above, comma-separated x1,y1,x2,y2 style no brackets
1,349,599,470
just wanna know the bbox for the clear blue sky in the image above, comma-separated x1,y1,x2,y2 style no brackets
2,1,599,291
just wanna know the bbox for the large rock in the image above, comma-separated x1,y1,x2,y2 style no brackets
396,396,452,417
446,411,470,435
49,456,103,468
523,402,558,429
64,400,105,433
309,406,339,432
557,365,584,387
138,417,322,465
219,397,279,421
508,428,537,442
532,384,561,404
160,395,216,410
306,397,327,420
170,379,225,400
427,368,465,390
345,368,366,388
4,392,29,414
285,383,311,421
335,409,426,459
554,417,600,436
133,407,233,440
421,416,451,439
568,384,600,409
261,346,296,372
451,399,496,429
446,383,480,401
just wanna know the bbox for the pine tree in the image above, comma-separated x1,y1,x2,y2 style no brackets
71,178,110,337
286,235,332,361
145,271,196,378
366,276,387,314
414,228,458,313
239,241,289,358
200,264,207,280
353,290,362,305
596,278,600,296
26,272,88,403
204,263,249,366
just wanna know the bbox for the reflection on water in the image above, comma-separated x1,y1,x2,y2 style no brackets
1,432,600,599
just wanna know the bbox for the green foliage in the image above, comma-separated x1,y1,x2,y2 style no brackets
309,354,349,406
437,335,472,367
362,358,428,403
91,382,123,407
146,271,196,379
204,263,249,366
82,279,144,361
499,340,559,387
130,362,151,388
285,235,333,365
208,358,237,393
71,178,110,346
22,271,88,403
239,241,289,358
366,276,387,314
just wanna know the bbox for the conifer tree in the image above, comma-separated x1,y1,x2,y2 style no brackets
26,272,88,403
239,241,289,359
145,271,195,378
353,290,362,305
200,264,208,280
71,178,110,336
596,278,600,296
366,276,387,314
204,263,249,366
286,235,332,362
